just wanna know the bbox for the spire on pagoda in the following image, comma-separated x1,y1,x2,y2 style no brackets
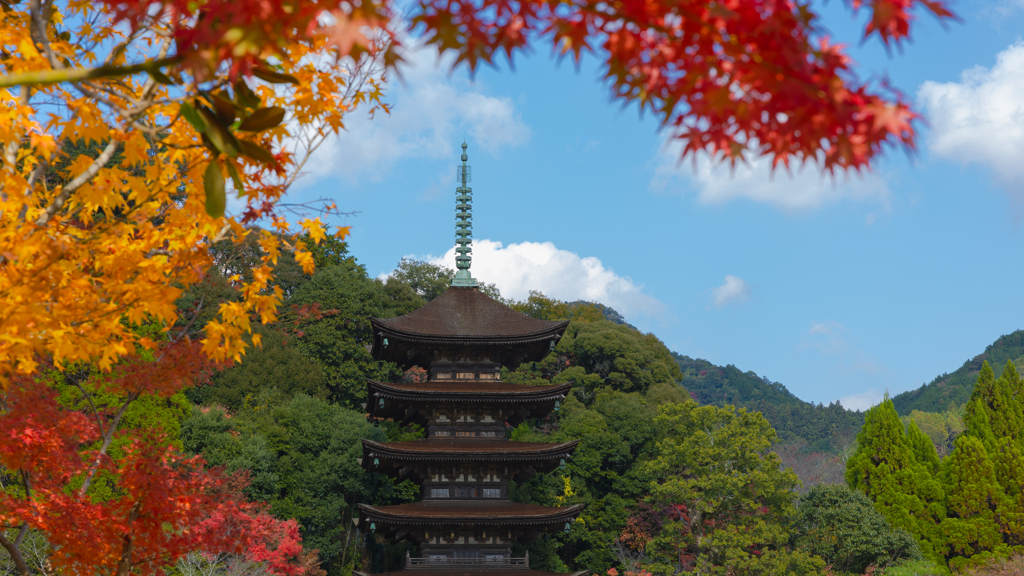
451,141,477,287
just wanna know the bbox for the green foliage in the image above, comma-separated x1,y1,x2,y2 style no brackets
849,361,1024,571
505,320,683,398
389,257,453,302
642,402,815,575
964,361,1023,447
906,420,941,475
892,331,1024,415
506,290,605,322
186,325,327,411
901,406,964,457
793,484,921,573
286,260,423,407
301,232,355,271
509,390,661,573
675,352,864,452
180,390,390,576
938,434,1007,566
884,559,952,576
845,395,939,546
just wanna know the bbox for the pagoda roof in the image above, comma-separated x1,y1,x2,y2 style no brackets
362,438,578,459
354,565,593,569
368,380,571,426
355,571,591,576
361,439,578,478
358,501,584,527
369,380,572,403
370,288,568,368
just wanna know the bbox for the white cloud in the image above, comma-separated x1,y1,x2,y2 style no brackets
298,43,531,186
836,389,884,412
918,42,1024,208
422,239,664,320
649,142,890,212
710,275,751,308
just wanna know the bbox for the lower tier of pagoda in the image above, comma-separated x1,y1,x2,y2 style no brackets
356,565,589,569
358,500,584,532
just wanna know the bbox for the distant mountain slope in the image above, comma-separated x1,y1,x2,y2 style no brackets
892,330,1024,415
673,353,864,452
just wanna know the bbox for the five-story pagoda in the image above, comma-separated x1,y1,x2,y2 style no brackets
354,144,587,576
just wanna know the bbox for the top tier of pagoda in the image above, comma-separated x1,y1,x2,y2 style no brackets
370,287,568,376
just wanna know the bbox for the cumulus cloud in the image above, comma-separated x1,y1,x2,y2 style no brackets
837,389,884,412
297,43,531,186
423,239,664,320
710,275,752,308
650,142,890,212
918,42,1024,208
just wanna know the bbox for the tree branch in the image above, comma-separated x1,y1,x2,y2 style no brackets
0,56,183,89
35,137,120,226
0,531,30,576
78,391,138,496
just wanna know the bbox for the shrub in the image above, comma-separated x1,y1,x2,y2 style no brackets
794,484,921,573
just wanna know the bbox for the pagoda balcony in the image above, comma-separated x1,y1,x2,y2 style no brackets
405,552,529,569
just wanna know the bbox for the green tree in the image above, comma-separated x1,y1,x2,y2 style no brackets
180,390,387,576
286,260,423,407
991,437,1024,546
846,395,943,560
506,291,605,323
794,484,921,573
505,320,683,399
964,361,1023,446
186,325,328,411
641,402,821,576
907,419,941,475
389,257,454,302
938,434,1010,571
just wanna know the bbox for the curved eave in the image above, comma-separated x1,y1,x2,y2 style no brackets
357,503,585,526
361,439,579,469
371,318,569,346
356,565,593,569
367,380,573,404
369,319,569,363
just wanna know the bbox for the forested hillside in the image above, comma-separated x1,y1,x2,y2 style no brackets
673,353,865,452
892,330,1024,415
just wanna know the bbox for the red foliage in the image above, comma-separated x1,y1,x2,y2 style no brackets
0,344,319,576
97,0,952,172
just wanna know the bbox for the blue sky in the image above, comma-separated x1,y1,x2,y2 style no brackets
286,0,1024,410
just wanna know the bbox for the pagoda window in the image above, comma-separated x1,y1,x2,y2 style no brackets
479,430,497,437
430,488,450,498
434,430,451,437
436,372,452,379
482,488,501,498
456,372,475,379
479,372,499,380
455,430,476,437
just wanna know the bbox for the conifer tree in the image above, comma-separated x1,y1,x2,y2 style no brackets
907,420,940,475
992,437,1024,546
845,395,931,543
938,434,1008,570
964,361,1023,444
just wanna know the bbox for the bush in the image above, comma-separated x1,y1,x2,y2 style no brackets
883,559,951,576
794,484,921,573
962,554,1024,576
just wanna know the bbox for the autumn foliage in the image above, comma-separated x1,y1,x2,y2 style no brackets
1,0,952,575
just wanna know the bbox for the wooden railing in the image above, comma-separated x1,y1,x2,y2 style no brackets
405,551,529,569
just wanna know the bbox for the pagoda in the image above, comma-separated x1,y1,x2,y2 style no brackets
354,143,587,576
